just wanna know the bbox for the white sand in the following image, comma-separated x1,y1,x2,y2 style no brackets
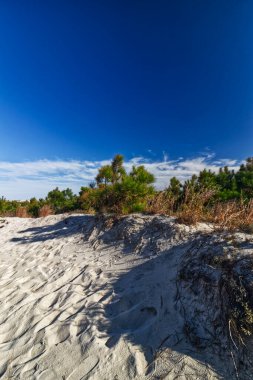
0,214,253,379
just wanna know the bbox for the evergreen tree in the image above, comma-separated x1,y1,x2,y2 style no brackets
96,165,113,186
91,155,155,214
46,187,78,213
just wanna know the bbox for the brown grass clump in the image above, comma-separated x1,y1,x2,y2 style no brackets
147,192,176,215
39,205,53,217
210,200,253,231
15,207,30,218
148,188,253,232
213,256,253,337
176,187,215,225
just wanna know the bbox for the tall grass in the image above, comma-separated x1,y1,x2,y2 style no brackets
15,207,30,218
210,200,253,231
38,205,53,217
147,188,253,231
176,187,216,225
148,191,176,215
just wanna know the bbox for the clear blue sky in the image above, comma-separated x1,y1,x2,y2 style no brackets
0,0,252,163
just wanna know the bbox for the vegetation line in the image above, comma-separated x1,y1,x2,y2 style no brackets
1,155,253,231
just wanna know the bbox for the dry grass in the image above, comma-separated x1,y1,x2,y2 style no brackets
147,192,176,215
15,207,30,218
214,255,253,337
176,187,216,225
39,205,53,217
210,200,253,231
147,189,253,232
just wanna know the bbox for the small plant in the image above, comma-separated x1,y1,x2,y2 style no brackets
39,205,53,217
223,274,253,336
210,199,253,231
46,187,78,213
91,155,155,215
15,206,30,218
147,191,176,215
210,254,253,337
176,186,216,225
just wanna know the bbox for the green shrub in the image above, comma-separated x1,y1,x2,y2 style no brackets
90,155,155,214
46,187,78,213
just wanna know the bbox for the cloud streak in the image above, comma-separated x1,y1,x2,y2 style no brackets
0,155,241,200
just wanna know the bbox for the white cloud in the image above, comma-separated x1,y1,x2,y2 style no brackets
0,155,242,200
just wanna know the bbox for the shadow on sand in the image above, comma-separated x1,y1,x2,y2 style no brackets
89,243,243,379
11,215,94,243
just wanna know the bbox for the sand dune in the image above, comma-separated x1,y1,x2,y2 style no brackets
0,214,253,379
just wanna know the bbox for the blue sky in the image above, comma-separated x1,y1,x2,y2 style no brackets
0,1,252,198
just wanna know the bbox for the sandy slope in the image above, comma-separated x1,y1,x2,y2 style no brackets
0,214,253,379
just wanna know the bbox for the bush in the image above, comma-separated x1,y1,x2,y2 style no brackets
176,186,216,225
46,188,78,213
0,197,19,216
91,156,155,214
39,205,53,217
27,197,44,217
1,155,253,227
15,206,30,218
210,199,253,231
78,187,96,212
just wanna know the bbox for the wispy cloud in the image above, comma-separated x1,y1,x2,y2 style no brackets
0,155,242,200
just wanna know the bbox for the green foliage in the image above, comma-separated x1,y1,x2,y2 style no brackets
111,154,126,184
197,169,217,190
46,187,78,213
27,198,45,217
166,177,182,197
235,158,253,199
1,155,253,218
0,188,78,217
0,197,43,217
78,187,96,212
96,165,114,186
0,197,19,215
130,165,154,185
163,157,253,208
91,156,155,214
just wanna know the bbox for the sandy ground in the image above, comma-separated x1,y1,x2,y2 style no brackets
0,214,253,379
